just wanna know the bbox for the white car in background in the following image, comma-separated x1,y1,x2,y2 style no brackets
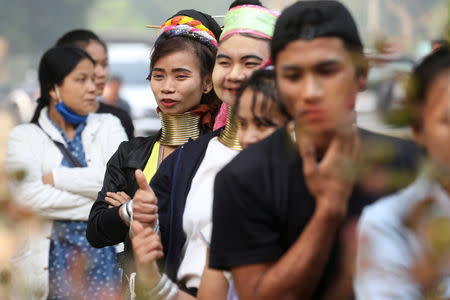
107,42,160,136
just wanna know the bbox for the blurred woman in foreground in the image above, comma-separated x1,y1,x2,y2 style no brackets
356,45,450,299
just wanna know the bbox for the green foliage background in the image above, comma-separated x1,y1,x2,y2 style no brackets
0,0,92,53
0,0,229,54
0,0,448,84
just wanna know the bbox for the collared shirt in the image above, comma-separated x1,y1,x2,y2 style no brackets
48,115,87,167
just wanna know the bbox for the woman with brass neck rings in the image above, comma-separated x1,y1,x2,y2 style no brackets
86,9,222,276
124,0,278,297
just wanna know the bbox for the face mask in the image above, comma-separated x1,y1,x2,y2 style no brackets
54,86,88,125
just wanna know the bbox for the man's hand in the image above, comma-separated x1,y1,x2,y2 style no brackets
131,220,164,288
133,169,158,228
299,127,359,221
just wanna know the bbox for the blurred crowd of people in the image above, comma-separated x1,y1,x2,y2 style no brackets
3,0,450,299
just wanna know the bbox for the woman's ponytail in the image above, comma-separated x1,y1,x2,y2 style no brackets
30,95,50,124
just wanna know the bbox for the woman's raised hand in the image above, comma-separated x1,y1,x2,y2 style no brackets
131,220,164,288
132,169,158,227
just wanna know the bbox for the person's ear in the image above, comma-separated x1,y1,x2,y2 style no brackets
49,87,58,101
202,75,213,94
356,56,369,91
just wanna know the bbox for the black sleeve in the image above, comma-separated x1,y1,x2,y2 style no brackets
209,163,283,271
86,141,130,248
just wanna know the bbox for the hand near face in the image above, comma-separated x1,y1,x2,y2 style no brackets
299,125,359,221
132,169,158,227
131,220,164,288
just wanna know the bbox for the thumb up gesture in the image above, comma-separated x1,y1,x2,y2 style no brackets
133,169,158,228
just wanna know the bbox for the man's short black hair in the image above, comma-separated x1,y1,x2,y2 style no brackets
271,0,363,62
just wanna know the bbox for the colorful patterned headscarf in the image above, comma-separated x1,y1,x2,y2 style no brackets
220,4,278,41
149,10,222,131
156,15,218,49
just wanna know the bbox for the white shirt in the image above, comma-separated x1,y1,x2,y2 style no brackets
177,137,238,288
355,176,450,300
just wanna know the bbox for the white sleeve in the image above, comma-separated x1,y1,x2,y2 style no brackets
51,115,128,199
52,166,105,199
6,127,93,220
354,208,423,300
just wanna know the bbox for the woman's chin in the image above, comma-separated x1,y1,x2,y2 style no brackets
78,111,90,117
158,106,184,115
85,104,97,114
219,93,235,107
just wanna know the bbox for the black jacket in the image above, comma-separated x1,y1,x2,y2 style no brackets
86,132,161,248
86,129,220,281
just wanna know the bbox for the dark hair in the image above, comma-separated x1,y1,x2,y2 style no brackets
271,0,365,77
408,45,450,129
31,46,95,123
229,0,263,9
431,39,449,48
234,69,290,125
148,34,221,130
347,43,368,79
55,29,107,52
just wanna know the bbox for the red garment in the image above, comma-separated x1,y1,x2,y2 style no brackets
213,102,228,131
190,103,216,131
